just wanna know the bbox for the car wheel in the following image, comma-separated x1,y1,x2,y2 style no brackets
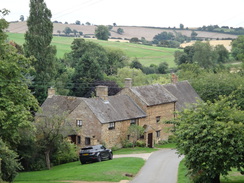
97,155,102,162
80,160,86,164
109,153,113,160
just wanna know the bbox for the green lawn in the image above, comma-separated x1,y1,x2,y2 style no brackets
6,33,178,67
14,158,145,183
177,159,244,183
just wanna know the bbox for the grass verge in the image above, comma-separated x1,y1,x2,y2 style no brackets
14,158,144,183
177,159,244,183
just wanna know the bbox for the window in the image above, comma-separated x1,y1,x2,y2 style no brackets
156,130,161,138
130,119,138,125
77,136,81,144
85,137,91,145
76,120,82,127
156,116,161,123
108,122,115,130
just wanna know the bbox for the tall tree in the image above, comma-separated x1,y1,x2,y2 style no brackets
24,0,57,104
174,95,244,183
95,25,110,40
0,10,39,181
68,39,108,97
193,41,218,69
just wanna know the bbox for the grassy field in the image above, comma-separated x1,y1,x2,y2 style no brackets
6,33,178,67
14,158,144,183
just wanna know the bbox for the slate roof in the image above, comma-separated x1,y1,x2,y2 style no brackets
163,80,201,111
130,84,177,106
41,95,146,124
41,95,83,116
83,95,146,123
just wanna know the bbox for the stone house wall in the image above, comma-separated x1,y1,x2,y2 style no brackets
68,101,103,147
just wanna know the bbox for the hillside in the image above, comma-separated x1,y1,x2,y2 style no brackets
7,21,238,41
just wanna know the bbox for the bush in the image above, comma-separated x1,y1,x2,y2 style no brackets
136,140,146,147
0,138,22,182
121,139,133,148
51,140,78,165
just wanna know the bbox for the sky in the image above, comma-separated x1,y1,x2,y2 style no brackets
1,0,244,28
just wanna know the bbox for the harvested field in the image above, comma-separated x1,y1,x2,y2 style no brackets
7,22,237,42
180,40,233,51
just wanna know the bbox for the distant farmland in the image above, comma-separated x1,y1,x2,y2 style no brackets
7,32,178,67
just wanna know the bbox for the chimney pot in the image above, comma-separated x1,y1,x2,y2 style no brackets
124,78,132,88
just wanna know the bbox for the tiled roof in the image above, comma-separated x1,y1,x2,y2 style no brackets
163,81,201,111
130,84,177,106
83,95,146,123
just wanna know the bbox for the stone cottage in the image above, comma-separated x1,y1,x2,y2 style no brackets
40,78,200,148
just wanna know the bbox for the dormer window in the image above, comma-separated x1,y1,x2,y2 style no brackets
76,120,82,127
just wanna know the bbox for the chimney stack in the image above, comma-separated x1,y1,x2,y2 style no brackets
96,85,108,101
171,73,178,84
48,87,55,98
124,78,132,88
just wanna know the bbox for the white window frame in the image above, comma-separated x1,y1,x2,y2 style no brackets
108,122,115,130
76,120,82,127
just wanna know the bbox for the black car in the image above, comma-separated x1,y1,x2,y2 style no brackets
79,145,113,164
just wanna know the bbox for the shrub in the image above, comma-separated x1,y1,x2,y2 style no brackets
121,139,133,148
0,139,22,182
51,140,78,165
136,140,146,147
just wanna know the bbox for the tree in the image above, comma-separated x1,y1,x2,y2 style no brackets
95,25,110,40
117,28,124,34
127,125,144,148
35,111,75,170
73,29,78,37
193,41,218,69
130,37,140,43
180,23,184,29
75,20,80,25
214,44,229,63
68,39,108,97
57,30,61,36
130,58,143,70
191,30,198,40
24,0,57,104
63,27,72,36
189,71,244,102
0,138,23,182
158,62,169,74
0,14,39,147
174,95,244,183
106,48,127,75
153,32,175,44
19,15,24,21
231,35,244,61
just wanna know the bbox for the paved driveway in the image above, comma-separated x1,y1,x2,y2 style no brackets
123,149,184,183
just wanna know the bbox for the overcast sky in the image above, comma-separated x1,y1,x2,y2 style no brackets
1,0,244,28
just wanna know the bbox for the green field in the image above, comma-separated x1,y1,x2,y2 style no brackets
7,33,178,67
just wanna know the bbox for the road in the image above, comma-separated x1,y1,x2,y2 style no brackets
129,149,184,183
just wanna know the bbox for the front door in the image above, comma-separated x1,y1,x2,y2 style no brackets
148,133,153,148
